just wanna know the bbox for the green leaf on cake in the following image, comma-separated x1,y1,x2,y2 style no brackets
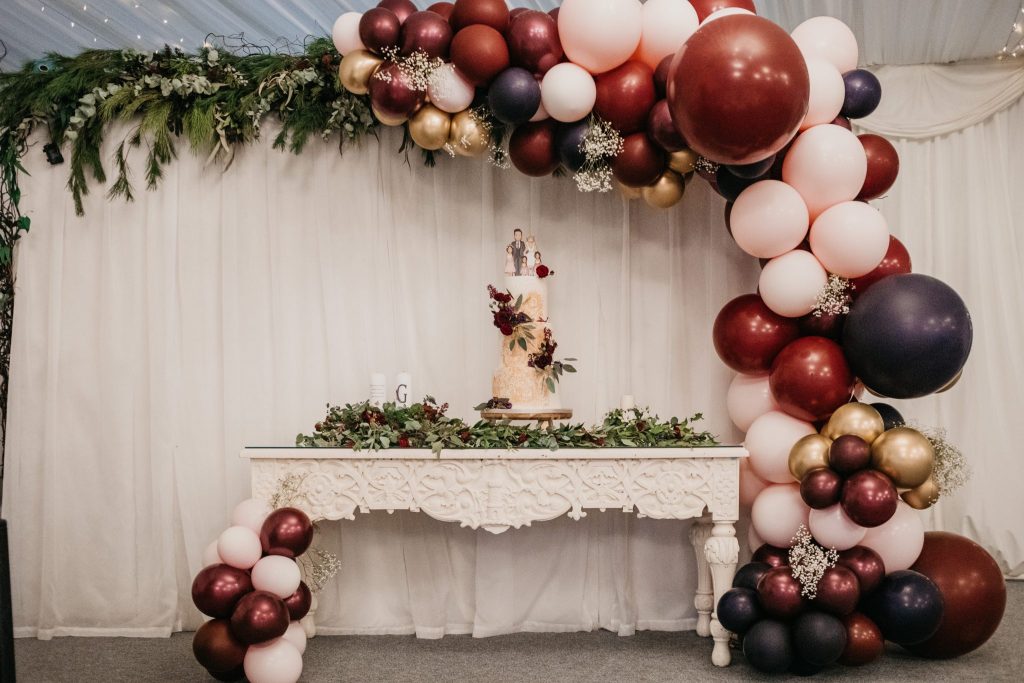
518,337,527,351
546,377,556,393
563,365,576,373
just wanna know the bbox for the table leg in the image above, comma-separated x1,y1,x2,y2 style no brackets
704,520,739,667
688,519,714,637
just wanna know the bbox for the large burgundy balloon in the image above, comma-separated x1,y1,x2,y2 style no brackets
260,507,314,558
507,10,563,74
798,310,845,341
653,55,673,99
400,11,453,59
449,0,510,32
829,434,871,475
769,337,856,422
509,7,529,24
359,8,402,54
450,25,510,85
193,619,247,674
647,100,686,152
595,61,657,135
230,591,290,645
283,582,313,621
857,134,899,200
368,62,426,121
850,235,911,297
667,15,808,165
509,120,560,177
757,566,804,620
813,566,861,616
378,0,417,24
841,470,898,528
838,545,886,594
689,0,757,22
753,544,790,568
426,2,454,21
908,532,1007,658
800,468,843,509
192,564,254,619
611,133,665,187
839,612,885,666
713,294,801,374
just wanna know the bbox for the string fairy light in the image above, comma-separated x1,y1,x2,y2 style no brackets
998,3,1024,59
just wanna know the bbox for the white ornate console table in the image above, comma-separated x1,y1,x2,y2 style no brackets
241,446,746,666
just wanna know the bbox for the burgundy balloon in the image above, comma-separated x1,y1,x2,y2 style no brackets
507,10,563,74
611,132,665,187
713,294,801,374
283,581,313,621
509,120,560,177
378,0,417,23
858,134,900,200
426,2,454,20
831,114,853,130
813,565,862,616
193,619,247,674
841,470,898,528
752,544,790,568
359,8,402,54
509,7,530,23
450,25,510,85
829,434,871,475
800,468,843,509
757,566,804,620
840,612,885,666
449,0,511,32
838,546,886,594
850,235,911,297
260,507,314,558
769,337,856,422
668,15,808,164
209,666,246,682
368,62,425,120
595,61,657,135
548,7,559,22
647,100,687,152
191,564,253,619
689,0,757,22
400,11,454,59
798,310,845,341
654,55,673,99
230,591,290,645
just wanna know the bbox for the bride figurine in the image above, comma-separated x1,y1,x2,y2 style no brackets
525,235,538,268
504,245,516,275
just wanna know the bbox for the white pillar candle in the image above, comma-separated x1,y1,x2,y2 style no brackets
370,372,386,406
395,372,411,407
620,395,635,411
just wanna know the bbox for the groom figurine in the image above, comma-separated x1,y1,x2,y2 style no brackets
510,228,526,275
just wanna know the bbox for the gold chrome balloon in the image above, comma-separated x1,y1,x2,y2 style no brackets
447,109,489,157
408,104,451,151
668,148,698,175
822,403,885,443
617,181,642,200
870,426,935,489
338,50,382,96
901,477,940,510
788,433,833,481
372,106,407,127
642,170,685,209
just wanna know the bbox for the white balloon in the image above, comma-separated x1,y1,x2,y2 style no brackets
251,555,302,600
751,484,810,548
244,638,303,683
700,7,755,26
558,0,643,74
758,250,828,318
217,526,263,570
232,497,272,534
739,458,770,507
791,16,859,74
427,64,475,114
636,0,699,69
745,411,817,484
782,124,867,219
860,502,925,572
809,504,867,551
332,12,365,56
541,63,597,123
727,373,779,432
730,180,809,259
201,540,223,567
282,621,307,655
530,100,550,122
810,201,890,278
801,58,845,130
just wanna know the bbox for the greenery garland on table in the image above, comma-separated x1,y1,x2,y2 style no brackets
295,396,718,452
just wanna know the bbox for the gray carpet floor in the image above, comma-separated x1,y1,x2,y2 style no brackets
14,583,1024,682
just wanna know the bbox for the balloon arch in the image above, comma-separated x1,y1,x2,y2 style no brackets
187,1,1000,681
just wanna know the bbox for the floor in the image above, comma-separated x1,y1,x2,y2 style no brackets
14,583,1024,682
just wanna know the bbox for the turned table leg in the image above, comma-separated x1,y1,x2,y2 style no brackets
704,520,739,667
689,519,714,637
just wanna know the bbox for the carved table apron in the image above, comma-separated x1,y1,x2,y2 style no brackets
242,446,746,667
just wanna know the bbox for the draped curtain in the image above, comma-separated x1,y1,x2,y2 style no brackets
3,60,1023,639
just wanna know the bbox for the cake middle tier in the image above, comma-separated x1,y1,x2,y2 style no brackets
492,324,561,410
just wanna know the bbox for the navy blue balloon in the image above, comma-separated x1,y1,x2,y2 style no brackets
725,155,775,180
733,562,772,591
555,121,589,172
717,588,763,635
487,67,541,125
793,611,847,666
715,166,766,201
742,619,794,674
841,69,882,119
870,402,905,431
863,570,944,646
843,274,972,399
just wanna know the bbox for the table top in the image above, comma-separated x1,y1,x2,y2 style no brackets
241,446,748,460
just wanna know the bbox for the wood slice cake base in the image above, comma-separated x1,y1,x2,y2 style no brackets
480,408,573,430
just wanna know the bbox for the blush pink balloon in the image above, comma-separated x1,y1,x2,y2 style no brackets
727,373,779,432
809,504,868,551
730,180,809,259
860,502,925,572
809,201,890,278
427,64,475,113
217,526,263,570
740,458,770,506
332,12,366,55
232,498,273,534
782,124,867,218
282,621,307,655
243,637,303,683
748,523,765,553
752,483,811,548
557,0,643,74
759,250,828,318
541,62,597,122
636,0,699,69
745,410,817,483
251,556,302,600
202,540,224,567
791,16,859,74
801,58,845,130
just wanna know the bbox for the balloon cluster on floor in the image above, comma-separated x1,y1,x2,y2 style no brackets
191,500,314,683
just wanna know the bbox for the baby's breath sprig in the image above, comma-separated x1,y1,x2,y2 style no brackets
299,545,342,593
574,119,624,193
375,47,444,91
914,424,971,495
813,274,852,317
788,524,839,599
694,155,719,177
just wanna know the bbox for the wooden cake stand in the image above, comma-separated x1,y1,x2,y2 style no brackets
479,408,573,431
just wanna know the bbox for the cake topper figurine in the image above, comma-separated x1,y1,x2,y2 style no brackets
506,229,552,278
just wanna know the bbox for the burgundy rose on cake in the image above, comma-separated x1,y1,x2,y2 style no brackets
528,328,577,393
487,284,536,351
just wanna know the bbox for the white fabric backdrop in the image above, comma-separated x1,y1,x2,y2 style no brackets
4,60,1024,639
